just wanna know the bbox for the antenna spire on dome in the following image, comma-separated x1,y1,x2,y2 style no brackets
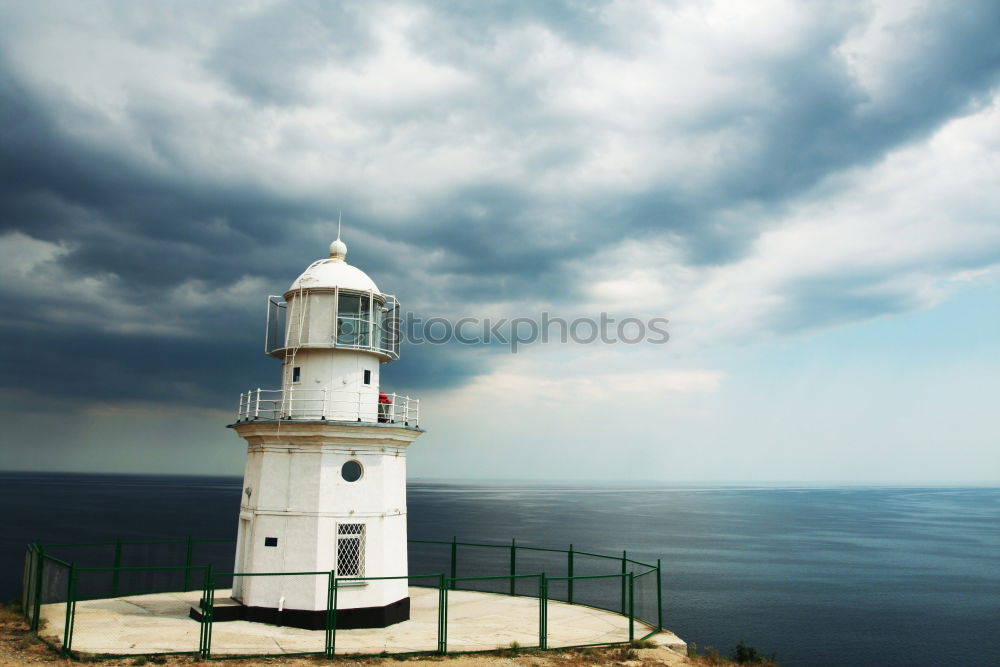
329,211,347,261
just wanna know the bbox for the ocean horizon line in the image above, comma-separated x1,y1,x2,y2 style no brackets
1,469,997,488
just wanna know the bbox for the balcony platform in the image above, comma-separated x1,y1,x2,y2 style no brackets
228,418,423,432
38,588,686,657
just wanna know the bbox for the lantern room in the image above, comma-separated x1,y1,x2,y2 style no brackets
237,236,417,425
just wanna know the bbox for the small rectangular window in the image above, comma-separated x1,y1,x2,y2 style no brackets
292,366,301,383
363,370,371,385
336,524,365,576
264,537,278,547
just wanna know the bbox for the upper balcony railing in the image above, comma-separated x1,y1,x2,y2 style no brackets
265,290,401,361
235,388,419,427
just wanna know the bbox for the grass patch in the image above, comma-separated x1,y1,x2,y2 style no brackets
495,640,526,658
730,639,778,665
612,645,638,660
0,600,25,624
687,640,779,666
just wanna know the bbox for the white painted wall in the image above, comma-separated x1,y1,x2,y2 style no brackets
281,349,381,421
232,423,419,612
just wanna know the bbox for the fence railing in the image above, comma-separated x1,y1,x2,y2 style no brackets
236,388,419,426
22,536,662,660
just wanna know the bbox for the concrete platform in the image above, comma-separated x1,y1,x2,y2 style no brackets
38,587,684,656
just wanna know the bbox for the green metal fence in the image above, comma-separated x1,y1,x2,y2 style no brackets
21,537,664,659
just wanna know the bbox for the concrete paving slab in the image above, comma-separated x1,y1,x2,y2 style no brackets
39,587,668,657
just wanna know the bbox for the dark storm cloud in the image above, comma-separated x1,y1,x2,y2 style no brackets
384,343,500,394
395,184,587,303
1,0,999,412
207,1,376,105
767,275,925,334
0,49,405,406
0,324,270,408
0,68,333,278
381,1,1000,270
710,2,1000,205
0,280,473,412
406,0,628,65
604,3,1000,266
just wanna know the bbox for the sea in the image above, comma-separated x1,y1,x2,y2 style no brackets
1,473,998,666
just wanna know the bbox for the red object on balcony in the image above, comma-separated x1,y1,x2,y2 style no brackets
378,392,392,404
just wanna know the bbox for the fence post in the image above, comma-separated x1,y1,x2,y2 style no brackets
509,538,517,596
61,562,76,656
656,558,663,631
183,536,194,592
331,576,340,657
32,544,45,632
620,551,627,615
21,545,34,625
204,580,215,659
539,573,547,650
325,570,336,658
198,570,206,657
111,539,122,597
199,563,214,659
567,544,574,605
437,573,447,655
198,566,207,658
450,537,457,590
628,572,635,644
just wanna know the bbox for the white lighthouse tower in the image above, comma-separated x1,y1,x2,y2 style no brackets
226,233,422,629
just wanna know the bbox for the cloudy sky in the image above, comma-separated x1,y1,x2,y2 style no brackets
1,0,998,482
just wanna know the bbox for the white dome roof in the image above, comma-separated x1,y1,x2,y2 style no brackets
288,258,380,293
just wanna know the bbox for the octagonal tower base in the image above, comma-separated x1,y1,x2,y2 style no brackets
226,419,422,629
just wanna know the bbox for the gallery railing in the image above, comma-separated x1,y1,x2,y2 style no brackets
22,537,663,660
235,388,419,426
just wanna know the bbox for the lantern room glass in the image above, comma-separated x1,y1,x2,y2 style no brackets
337,292,372,347
265,290,400,360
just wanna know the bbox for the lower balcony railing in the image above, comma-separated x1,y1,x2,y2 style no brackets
235,388,419,426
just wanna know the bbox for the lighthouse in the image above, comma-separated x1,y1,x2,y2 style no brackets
227,233,422,629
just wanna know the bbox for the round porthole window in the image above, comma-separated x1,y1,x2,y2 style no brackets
341,460,363,482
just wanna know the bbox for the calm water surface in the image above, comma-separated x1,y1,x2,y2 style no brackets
1,473,997,666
